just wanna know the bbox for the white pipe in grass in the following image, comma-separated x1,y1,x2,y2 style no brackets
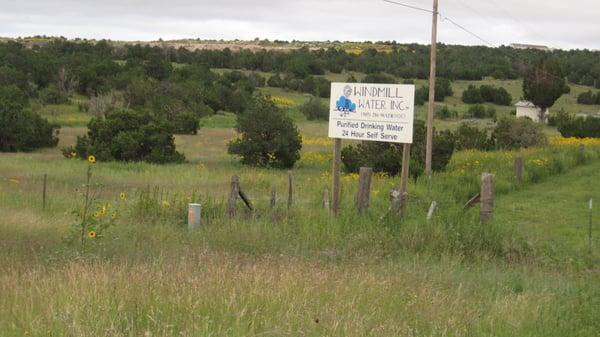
188,203,202,230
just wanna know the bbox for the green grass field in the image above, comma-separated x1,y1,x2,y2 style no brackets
3,74,600,336
2,117,600,335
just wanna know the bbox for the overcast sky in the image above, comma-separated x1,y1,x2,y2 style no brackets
1,0,598,50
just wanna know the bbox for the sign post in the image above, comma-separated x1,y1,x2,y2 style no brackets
328,82,415,216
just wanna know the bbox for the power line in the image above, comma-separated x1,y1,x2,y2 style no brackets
381,0,433,15
381,0,567,83
382,0,495,47
439,16,494,47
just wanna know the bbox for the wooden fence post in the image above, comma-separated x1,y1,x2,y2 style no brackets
398,143,411,216
42,173,47,210
323,187,330,212
227,175,240,218
356,167,373,214
287,170,293,209
480,173,495,224
514,157,523,185
332,139,342,216
579,144,585,152
270,190,277,209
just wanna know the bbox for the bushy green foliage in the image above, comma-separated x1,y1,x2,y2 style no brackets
341,120,455,177
39,84,69,104
362,72,396,84
465,104,496,119
462,85,512,105
577,90,599,105
436,105,458,119
299,96,329,121
228,95,302,168
267,74,331,98
416,78,454,103
492,118,548,149
453,123,493,151
0,85,59,151
69,109,185,163
548,109,571,127
462,85,484,104
557,115,600,138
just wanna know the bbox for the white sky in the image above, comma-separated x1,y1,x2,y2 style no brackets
1,0,599,50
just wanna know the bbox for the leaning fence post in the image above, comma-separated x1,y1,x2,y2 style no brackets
514,157,523,185
227,175,240,218
356,167,373,214
480,173,495,224
427,201,437,222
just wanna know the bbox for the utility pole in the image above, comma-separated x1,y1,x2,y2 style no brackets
425,0,439,180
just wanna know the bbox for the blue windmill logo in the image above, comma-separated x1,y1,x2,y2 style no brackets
335,85,356,117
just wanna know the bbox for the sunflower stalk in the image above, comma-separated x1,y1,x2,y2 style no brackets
79,164,92,250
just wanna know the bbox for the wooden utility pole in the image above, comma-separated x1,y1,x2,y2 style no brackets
331,139,342,216
425,0,439,179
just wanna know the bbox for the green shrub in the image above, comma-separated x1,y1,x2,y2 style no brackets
299,96,329,121
69,109,185,163
39,84,69,104
453,123,493,151
466,104,487,118
558,115,600,138
577,90,597,105
462,85,512,106
362,73,397,84
548,108,570,127
341,120,455,177
436,105,458,120
228,95,302,168
462,85,483,104
0,85,59,152
492,118,547,150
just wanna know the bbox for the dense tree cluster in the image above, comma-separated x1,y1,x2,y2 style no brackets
462,85,512,105
577,90,600,105
3,39,600,99
0,85,59,151
557,115,600,138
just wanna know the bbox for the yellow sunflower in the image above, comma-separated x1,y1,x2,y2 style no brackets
94,211,101,218
88,231,97,238
119,192,126,200
110,212,117,219
88,155,96,164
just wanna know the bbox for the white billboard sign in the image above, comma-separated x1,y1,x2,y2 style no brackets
328,82,415,144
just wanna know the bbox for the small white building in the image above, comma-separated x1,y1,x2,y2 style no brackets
515,101,548,123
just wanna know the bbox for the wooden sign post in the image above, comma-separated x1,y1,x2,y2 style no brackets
331,138,342,216
399,143,411,215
